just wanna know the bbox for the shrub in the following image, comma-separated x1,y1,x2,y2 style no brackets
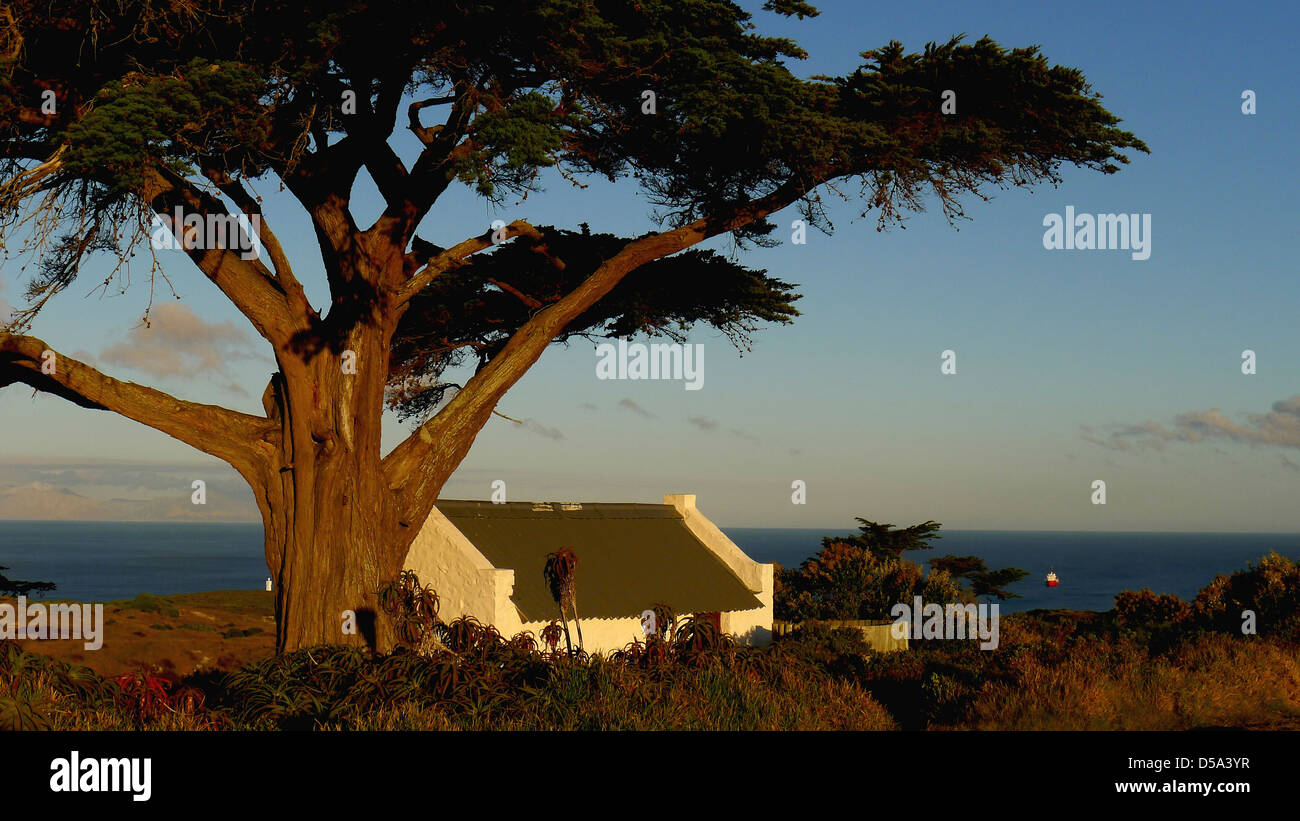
377,570,440,648
0,695,50,730
1114,588,1191,628
1192,552,1300,636
777,540,966,621
126,594,180,618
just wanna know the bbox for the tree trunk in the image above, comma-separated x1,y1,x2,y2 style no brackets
265,456,407,654
256,247,428,654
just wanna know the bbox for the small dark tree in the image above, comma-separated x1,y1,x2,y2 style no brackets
929,555,1029,601
0,566,55,598
776,519,964,621
827,519,943,562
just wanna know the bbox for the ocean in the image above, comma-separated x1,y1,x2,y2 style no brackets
2,521,1298,613
729,528,1300,613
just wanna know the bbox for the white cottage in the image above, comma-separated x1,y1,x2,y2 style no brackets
403,493,774,652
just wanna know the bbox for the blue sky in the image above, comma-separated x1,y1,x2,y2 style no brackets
2,0,1298,531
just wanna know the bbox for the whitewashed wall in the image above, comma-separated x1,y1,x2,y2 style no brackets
666,494,774,646
402,494,775,653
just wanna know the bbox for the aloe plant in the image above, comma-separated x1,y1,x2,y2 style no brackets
543,549,583,652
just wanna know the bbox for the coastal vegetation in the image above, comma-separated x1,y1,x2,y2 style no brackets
0,565,54,598
774,518,1028,621
3,553,1298,731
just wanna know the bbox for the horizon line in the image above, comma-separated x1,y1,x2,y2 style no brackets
2,518,1300,537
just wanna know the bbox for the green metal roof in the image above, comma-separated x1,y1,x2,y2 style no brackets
433,500,763,622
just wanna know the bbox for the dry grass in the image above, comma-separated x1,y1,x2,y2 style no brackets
334,662,896,731
947,633,1300,730
8,583,1299,731
1,591,275,678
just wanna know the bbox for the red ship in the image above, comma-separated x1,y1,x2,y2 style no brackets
1046,570,1060,588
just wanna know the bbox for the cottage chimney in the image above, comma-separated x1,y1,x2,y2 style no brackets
664,493,696,514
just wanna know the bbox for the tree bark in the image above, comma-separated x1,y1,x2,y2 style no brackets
259,338,415,652
255,242,422,653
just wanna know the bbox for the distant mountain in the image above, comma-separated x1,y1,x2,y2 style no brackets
0,481,258,522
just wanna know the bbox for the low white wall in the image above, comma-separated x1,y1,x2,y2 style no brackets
773,620,909,652
721,563,773,645
520,616,642,654
518,612,761,655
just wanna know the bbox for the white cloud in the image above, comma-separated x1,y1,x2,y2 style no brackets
1084,395,1300,452
99,302,259,380
520,418,565,440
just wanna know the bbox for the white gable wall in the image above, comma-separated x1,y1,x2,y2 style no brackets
665,494,774,646
402,504,520,632
402,494,774,653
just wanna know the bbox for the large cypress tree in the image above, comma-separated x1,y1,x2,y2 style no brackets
0,1,1146,651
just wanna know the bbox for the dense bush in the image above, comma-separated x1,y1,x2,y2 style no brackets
0,639,215,730
776,540,966,621
1193,552,1300,637
774,518,1029,621
1114,588,1192,628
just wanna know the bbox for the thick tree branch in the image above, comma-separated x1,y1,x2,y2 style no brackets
361,139,413,215
407,95,456,145
403,80,480,224
381,181,811,522
0,333,275,473
15,107,57,128
279,138,365,268
395,219,545,306
143,167,303,347
200,166,314,319
486,278,543,310
339,76,416,220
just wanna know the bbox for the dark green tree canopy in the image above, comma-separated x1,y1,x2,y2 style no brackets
929,555,1029,600
826,517,944,561
0,565,55,598
387,223,800,420
2,0,1145,337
